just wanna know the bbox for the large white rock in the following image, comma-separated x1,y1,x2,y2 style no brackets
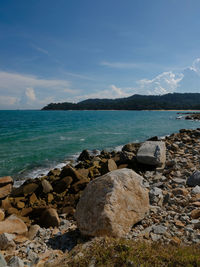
136,141,166,166
75,168,149,237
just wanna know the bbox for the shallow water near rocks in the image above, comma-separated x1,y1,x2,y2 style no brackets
0,110,199,180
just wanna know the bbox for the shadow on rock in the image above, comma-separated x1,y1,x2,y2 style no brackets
47,229,90,252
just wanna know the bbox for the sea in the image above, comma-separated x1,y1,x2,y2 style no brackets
0,110,199,183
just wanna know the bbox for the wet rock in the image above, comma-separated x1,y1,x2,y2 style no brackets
78,150,91,161
76,168,149,237
137,141,166,167
23,183,39,195
187,171,200,187
39,208,60,228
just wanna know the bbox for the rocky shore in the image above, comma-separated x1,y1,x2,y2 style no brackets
177,112,200,120
1,128,200,266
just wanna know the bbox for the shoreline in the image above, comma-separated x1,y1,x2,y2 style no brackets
1,127,200,265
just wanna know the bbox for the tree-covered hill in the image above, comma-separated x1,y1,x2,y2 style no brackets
42,93,200,110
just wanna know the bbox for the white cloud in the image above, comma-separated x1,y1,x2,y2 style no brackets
137,71,184,95
25,88,36,102
189,58,200,75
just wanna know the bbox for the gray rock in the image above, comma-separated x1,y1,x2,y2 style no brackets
172,178,186,184
0,233,16,250
192,185,200,194
152,225,167,234
0,253,7,267
137,141,166,167
27,251,39,264
150,233,161,241
8,256,24,267
187,171,200,187
41,179,53,193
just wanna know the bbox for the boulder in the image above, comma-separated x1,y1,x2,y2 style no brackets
122,143,140,153
8,256,24,267
0,233,16,250
0,176,13,187
136,141,166,167
60,165,83,181
53,176,73,193
78,150,91,161
75,168,149,237
101,159,117,175
0,183,12,199
39,208,60,228
0,215,28,234
41,179,53,193
187,171,200,187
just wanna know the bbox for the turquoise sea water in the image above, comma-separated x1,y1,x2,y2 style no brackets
0,110,199,180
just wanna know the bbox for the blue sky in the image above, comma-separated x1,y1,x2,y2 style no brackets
1,0,200,109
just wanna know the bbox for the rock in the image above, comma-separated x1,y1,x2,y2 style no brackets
0,233,16,250
75,168,149,237
0,176,13,187
0,214,28,234
0,209,5,221
23,183,38,195
54,176,73,193
192,185,200,194
119,151,135,164
76,168,89,179
136,141,166,167
0,253,7,267
187,171,200,187
39,208,60,228
78,150,91,161
27,224,40,240
172,188,188,196
60,165,83,181
8,256,24,267
152,225,167,234
101,159,117,175
71,179,90,192
0,184,12,199
191,209,200,219
122,143,140,153
41,179,53,193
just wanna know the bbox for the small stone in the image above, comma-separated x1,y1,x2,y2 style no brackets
29,193,38,205
17,201,25,209
175,220,185,227
172,188,188,196
0,214,28,234
187,171,200,187
23,183,38,195
191,209,200,219
152,225,167,234
170,237,181,245
8,256,24,267
192,186,200,194
0,233,16,250
150,233,161,241
27,224,40,240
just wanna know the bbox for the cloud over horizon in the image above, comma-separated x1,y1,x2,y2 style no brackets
1,58,200,109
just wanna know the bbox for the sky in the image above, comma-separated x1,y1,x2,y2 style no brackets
1,0,200,109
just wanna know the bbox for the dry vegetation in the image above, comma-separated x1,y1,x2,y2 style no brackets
50,238,200,267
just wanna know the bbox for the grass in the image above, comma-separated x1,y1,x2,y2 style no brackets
50,238,200,267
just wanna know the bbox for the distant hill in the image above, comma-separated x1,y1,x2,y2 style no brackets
41,93,200,110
